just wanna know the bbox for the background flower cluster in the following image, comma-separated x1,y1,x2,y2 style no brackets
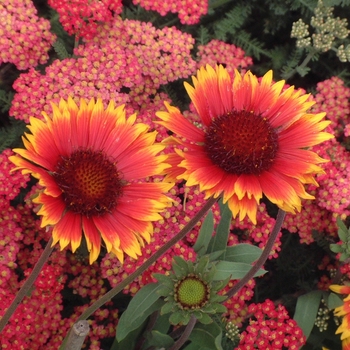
0,0,350,349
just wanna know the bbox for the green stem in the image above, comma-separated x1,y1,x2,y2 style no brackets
169,315,197,350
282,49,317,81
225,209,286,300
60,196,218,348
0,237,54,333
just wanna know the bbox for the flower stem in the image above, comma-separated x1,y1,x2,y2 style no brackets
225,209,286,300
169,315,197,350
59,196,218,349
0,237,54,333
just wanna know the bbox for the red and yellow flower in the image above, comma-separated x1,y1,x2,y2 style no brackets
157,64,333,223
329,284,350,349
10,97,173,264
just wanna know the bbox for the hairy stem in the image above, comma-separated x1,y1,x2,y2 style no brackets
169,315,197,350
0,237,54,333
225,209,286,299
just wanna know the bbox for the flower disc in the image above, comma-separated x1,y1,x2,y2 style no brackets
175,275,209,310
53,149,123,217
205,110,278,174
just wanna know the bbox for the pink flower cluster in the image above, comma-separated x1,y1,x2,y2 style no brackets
283,192,337,244
0,0,56,70
132,0,208,25
237,300,306,349
0,149,29,201
10,17,196,123
313,76,350,138
313,139,350,222
48,0,123,40
196,39,253,73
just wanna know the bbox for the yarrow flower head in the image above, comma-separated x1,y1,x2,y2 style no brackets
10,98,173,264
154,256,228,325
157,64,333,224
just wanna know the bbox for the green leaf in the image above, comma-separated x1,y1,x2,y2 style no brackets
222,244,263,263
116,283,163,341
214,261,266,280
169,310,190,325
110,317,147,350
188,321,223,350
207,200,232,254
337,216,349,242
327,292,344,309
293,290,322,339
144,330,174,348
330,243,343,253
207,250,226,262
194,210,214,255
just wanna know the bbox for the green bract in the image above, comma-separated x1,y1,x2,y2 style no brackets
154,255,228,326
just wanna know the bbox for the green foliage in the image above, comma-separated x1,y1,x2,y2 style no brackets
330,217,350,261
197,25,211,45
214,261,266,280
193,209,214,255
280,48,304,79
187,322,223,350
233,30,271,60
116,283,164,342
206,199,232,254
222,244,262,263
213,4,253,41
293,290,323,339
0,118,27,153
53,38,70,60
0,90,14,113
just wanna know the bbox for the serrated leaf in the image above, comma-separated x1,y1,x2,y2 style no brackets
223,244,262,263
194,210,214,255
214,261,266,280
207,200,232,254
116,283,163,341
188,321,223,350
328,292,344,309
293,290,322,339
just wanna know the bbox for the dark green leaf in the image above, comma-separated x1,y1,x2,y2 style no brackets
293,290,322,339
328,292,344,309
111,317,148,350
214,261,266,280
222,244,262,263
207,200,232,254
188,321,223,350
144,330,174,348
116,283,163,341
194,209,214,255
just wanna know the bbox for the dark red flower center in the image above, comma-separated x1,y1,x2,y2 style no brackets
204,110,278,175
52,149,123,217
